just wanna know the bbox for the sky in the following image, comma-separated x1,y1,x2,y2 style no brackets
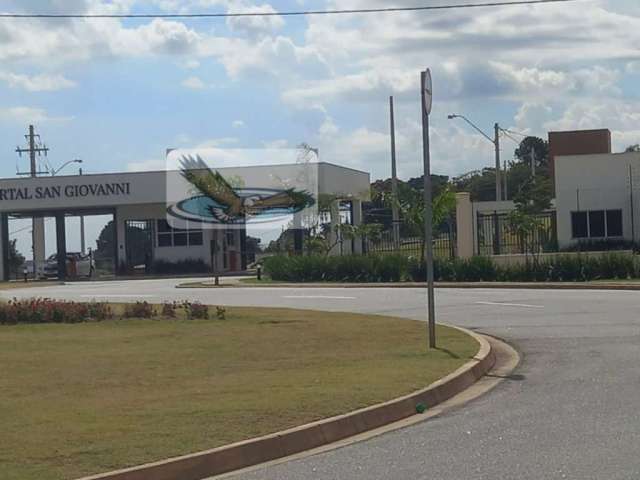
0,0,639,258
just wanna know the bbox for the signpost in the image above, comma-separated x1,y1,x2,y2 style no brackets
421,69,436,349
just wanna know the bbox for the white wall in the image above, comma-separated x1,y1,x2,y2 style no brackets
555,152,640,247
115,203,242,270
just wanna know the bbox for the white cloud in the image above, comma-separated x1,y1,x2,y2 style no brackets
0,72,76,92
262,139,289,148
0,106,73,124
232,119,245,128
226,3,285,38
181,76,206,89
126,158,166,172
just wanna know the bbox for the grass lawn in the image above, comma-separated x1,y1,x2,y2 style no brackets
0,306,478,480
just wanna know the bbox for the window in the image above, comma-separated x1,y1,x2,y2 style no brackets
571,212,588,239
571,210,623,239
226,230,235,246
588,211,605,238
607,210,623,237
156,220,204,247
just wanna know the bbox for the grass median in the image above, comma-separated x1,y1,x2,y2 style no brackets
1,305,478,480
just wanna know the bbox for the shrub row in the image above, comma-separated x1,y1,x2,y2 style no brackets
263,254,409,282
0,299,224,325
263,253,639,283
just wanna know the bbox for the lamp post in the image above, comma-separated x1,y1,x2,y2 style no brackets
448,114,502,201
51,159,82,176
51,160,85,255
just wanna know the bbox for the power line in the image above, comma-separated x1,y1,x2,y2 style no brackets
0,0,584,19
501,128,529,138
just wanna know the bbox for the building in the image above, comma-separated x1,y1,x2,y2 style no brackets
555,151,640,248
0,162,370,280
548,128,612,187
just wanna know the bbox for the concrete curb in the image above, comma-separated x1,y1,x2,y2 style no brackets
188,281,640,290
76,327,494,480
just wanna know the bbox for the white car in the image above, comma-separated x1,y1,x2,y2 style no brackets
43,253,95,279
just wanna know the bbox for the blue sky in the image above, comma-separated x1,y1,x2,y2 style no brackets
0,0,639,256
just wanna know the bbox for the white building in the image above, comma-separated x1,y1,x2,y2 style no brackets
555,151,640,248
0,162,370,280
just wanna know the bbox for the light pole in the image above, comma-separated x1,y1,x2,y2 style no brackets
448,114,502,201
51,159,82,176
51,159,84,255
421,69,436,349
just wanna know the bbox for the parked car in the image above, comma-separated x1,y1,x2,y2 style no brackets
43,252,95,279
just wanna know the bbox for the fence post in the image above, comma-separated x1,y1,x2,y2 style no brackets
493,211,501,255
455,192,474,259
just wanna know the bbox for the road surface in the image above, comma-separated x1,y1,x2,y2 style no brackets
4,279,640,480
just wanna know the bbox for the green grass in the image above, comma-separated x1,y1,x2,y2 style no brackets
0,307,478,480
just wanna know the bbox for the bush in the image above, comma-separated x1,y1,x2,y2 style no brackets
150,258,210,275
182,301,209,320
264,252,639,284
0,298,112,325
161,302,178,318
263,254,410,282
123,301,156,318
0,299,231,325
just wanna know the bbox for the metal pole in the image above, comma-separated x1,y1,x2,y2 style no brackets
631,169,635,242
79,168,86,255
494,123,502,201
504,160,508,201
531,148,536,178
421,71,436,349
29,125,36,177
389,96,401,249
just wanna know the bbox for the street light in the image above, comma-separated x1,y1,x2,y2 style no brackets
51,159,82,176
448,114,502,201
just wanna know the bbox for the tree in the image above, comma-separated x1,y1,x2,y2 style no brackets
507,176,554,262
514,136,549,169
385,184,456,262
8,239,25,278
453,168,500,201
625,144,640,153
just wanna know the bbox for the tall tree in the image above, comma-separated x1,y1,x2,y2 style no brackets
514,136,549,169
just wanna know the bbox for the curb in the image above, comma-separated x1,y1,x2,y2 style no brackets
76,327,494,480
191,281,640,290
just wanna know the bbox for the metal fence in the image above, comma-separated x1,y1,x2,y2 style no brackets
476,211,557,256
365,221,456,259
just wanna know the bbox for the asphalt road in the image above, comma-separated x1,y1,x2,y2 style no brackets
5,280,640,480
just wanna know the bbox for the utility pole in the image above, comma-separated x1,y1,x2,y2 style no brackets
16,125,49,279
16,125,49,176
389,96,401,249
494,123,502,201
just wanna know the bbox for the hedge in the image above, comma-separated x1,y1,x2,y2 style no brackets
263,253,638,283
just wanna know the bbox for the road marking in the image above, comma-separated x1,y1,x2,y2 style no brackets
476,301,543,309
80,294,157,298
282,295,356,300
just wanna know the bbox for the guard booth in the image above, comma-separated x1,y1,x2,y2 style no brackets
0,161,370,280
